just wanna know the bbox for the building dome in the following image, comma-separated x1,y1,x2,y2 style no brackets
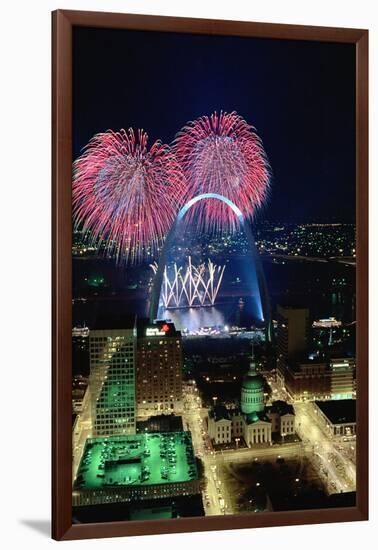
240,358,265,415
242,372,265,391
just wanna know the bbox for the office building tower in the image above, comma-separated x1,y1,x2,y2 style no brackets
89,328,136,436
277,305,309,374
136,320,183,415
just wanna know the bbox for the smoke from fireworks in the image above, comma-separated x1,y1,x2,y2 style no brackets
72,128,186,262
174,111,270,233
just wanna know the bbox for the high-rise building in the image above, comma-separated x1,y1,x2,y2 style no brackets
89,328,136,436
277,305,310,376
72,325,90,376
136,320,183,415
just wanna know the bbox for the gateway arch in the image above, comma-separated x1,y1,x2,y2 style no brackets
149,193,272,342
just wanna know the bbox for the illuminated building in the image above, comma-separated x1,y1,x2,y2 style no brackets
207,406,232,444
72,325,90,376
283,360,327,401
282,356,355,401
72,432,200,506
240,360,265,414
72,414,80,460
72,325,90,338
312,317,342,329
72,375,89,414
266,401,295,438
313,399,356,437
329,357,355,399
89,328,136,437
208,349,295,446
136,320,183,415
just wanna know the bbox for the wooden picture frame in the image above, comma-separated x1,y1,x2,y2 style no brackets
52,9,368,541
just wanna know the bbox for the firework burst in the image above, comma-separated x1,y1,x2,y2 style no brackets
73,128,186,262
174,111,270,233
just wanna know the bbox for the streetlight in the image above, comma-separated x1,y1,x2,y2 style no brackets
235,437,240,449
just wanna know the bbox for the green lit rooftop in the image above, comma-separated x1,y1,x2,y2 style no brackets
74,432,198,491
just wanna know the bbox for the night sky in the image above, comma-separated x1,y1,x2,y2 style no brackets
73,27,356,223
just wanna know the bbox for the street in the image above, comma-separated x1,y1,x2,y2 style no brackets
182,382,225,515
294,401,356,493
266,371,356,494
72,387,92,483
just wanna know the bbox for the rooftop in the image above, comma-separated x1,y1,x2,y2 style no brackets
242,372,265,390
315,399,356,425
209,405,231,422
244,411,271,424
137,414,184,434
74,432,198,491
137,318,181,338
266,400,295,417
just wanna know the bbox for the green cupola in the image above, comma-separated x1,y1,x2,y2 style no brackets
240,346,265,415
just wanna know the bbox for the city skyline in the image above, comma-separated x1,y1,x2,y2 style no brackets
71,25,357,525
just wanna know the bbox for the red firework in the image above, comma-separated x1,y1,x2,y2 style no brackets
72,128,186,262
174,111,270,233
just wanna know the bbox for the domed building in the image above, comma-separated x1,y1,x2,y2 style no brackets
237,355,272,445
240,359,265,415
208,347,295,447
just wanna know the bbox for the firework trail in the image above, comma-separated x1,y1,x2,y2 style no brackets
174,111,270,233
72,128,186,262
